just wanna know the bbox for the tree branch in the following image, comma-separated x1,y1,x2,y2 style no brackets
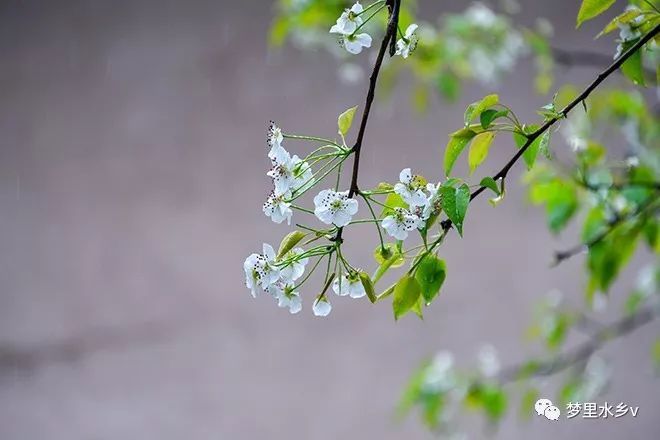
496,304,659,384
333,0,401,243
553,195,660,265
470,23,660,204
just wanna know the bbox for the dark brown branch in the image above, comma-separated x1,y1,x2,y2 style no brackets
496,304,659,384
469,22,660,204
333,0,401,243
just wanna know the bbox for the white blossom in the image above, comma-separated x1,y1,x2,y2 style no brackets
332,272,366,298
313,189,359,227
267,148,314,196
382,207,422,240
276,285,303,314
267,121,284,160
395,24,419,58
313,296,332,317
329,2,364,35
477,344,500,377
422,182,442,221
243,243,280,298
278,247,309,283
422,351,456,392
340,33,372,54
394,168,427,207
263,191,293,225
465,3,498,27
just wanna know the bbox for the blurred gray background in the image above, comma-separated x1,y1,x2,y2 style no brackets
0,0,657,438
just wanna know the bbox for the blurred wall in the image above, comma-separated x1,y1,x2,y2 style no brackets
0,0,657,439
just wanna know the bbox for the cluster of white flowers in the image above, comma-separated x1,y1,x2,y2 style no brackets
263,122,315,226
243,243,310,315
330,2,372,54
329,1,419,58
381,168,442,240
395,24,420,58
445,3,526,85
614,6,644,58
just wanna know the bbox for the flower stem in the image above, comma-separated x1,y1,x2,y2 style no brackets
352,3,387,35
360,192,386,251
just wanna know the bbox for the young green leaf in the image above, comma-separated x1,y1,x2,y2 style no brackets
359,271,377,303
380,193,408,217
414,255,447,304
513,126,542,170
338,105,358,136
479,177,501,196
480,109,508,129
620,40,646,86
464,94,499,126
468,131,496,175
444,128,476,176
598,8,644,37
576,0,616,27
277,230,307,259
392,275,422,320
439,183,470,236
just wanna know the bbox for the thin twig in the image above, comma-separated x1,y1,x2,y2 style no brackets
332,0,401,244
495,304,659,384
553,196,659,265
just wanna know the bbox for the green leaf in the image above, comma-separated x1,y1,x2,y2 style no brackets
598,9,644,37
412,296,424,319
479,177,501,196
480,109,508,129
444,129,476,176
466,385,508,422
529,178,578,233
392,275,422,320
620,40,646,86
519,388,540,420
652,338,660,372
464,94,499,126
277,230,307,259
414,255,447,304
359,271,377,303
380,193,408,217
437,70,461,102
439,183,470,236
468,131,496,174
338,106,358,136
587,225,641,292
576,0,616,27
513,126,543,170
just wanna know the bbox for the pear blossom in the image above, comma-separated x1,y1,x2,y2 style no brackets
394,168,427,207
332,272,366,298
382,207,422,240
422,182,443,221
278,247,309,283
267,121,284,160
339,33,373,54
312,296,332,317
268,148,314,196
276,285,303,314
422,351,456,392
243,243,280,298
329,2,364,35
395,24,419,58
263,191,293,225
313,189,359,227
